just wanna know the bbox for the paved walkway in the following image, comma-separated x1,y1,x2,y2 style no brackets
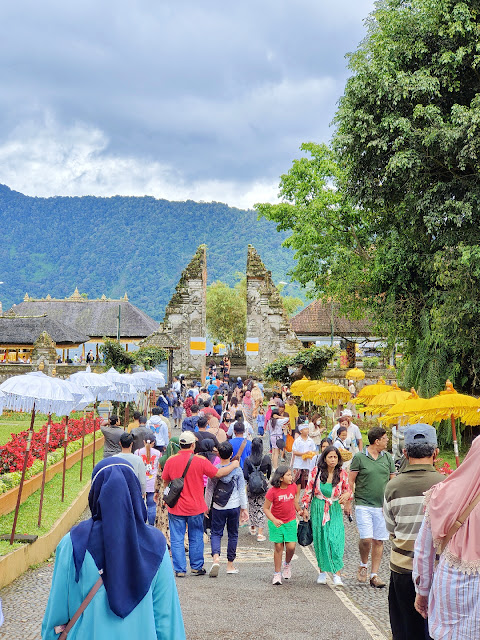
0,423,392,639
0,517,391,640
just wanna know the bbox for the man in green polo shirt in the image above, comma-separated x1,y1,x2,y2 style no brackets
349,426,395,588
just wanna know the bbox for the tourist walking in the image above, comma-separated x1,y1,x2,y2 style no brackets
135,435,161,525
153,436,180,546
162,431,240,577
349,427,395,588
384,424,443,640
291,421,317,489
147,407,169,452
41,458,185,640
114,432,147,495
206,442,249,577
242,390,254,424
229,421,252,468
244,437,271,541
267,407,289,469
308,412,325,448
264,466,304,585
101,414,123,458
302,446,352,586
413,436,480,640
130,416,151,454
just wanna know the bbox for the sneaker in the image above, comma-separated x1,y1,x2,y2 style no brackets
316,572,327,585
370,574,386,588
257,534,267,542
272,573,282,585
357,566,368,583
175,572,186,578
209,563,220,578
191,568,207,576
333,575,344,587
282,562,292,580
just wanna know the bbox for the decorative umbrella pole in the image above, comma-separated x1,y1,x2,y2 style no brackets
93,402,97,468
450,414,460,468
10,406,35,544
38,414,52,526
61,415,69,502
79,409,86,481
124,402,129,430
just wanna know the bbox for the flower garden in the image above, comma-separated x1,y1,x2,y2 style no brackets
0,413,101,494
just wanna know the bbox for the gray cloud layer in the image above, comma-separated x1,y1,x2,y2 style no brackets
0,0,374,206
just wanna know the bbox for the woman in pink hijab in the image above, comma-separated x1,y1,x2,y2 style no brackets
413,436,480,640
242,390,253,424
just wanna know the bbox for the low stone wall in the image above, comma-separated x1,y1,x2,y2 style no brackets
324,368,397,387
0,363,106,383
0,483,90,589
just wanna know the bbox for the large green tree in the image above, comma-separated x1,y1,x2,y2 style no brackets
258,0,480,394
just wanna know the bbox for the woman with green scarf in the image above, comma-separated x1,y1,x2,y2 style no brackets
153,437,180,545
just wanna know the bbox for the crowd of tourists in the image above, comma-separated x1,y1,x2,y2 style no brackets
40,364,480,640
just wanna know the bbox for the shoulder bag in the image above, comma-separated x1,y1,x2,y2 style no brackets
163,454,194,508
54,571,104,639
439,493,480,554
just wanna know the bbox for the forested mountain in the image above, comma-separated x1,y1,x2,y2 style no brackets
0,184,299,320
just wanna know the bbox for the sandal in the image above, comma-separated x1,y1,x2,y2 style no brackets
257,534,266,542
249,526,257,536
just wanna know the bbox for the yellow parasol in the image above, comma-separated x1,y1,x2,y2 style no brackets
217,343,226,349
290,378,312,395
313,383,351,406
356,379,392,405
301,381,329,402
363,386,416,414
346,368,365,381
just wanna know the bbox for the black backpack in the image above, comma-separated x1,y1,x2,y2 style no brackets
248,462,267,495
212,476,236,507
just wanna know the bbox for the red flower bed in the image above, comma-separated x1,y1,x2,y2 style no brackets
0,414,101,474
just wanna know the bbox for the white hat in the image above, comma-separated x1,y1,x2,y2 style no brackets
179,431,196,445
298,421,310,431
341,409,353,417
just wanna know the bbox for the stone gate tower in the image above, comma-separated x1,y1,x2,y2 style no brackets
246,245,301,376
162,245,207,376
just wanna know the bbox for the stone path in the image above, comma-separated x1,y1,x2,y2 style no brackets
1,516,391,640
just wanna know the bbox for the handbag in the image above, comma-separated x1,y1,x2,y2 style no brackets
297,466,321,547
285,433,294,453
54,572,103,639
297,519,313,546
163,454,194,508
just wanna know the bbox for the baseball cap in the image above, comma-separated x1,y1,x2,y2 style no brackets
404,424,437,447
179,431,196,445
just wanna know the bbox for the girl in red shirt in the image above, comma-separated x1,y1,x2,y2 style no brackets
264,466,304,585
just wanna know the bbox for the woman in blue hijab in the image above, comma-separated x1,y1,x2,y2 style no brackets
42,458,185,639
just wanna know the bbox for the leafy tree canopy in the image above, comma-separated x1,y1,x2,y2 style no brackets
100,338,167,372
258,0,480,394
263,346,336,384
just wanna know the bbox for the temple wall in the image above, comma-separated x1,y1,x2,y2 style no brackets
162,246,206,377
246,245,301,376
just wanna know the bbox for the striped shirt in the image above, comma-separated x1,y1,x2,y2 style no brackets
413,518,480,639
383,463,443,573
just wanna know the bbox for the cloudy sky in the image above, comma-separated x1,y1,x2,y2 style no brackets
0,0,375,209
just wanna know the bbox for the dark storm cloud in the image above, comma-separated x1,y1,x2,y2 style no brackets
0,0,374,202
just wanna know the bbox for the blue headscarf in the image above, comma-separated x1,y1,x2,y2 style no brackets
70,458,166,619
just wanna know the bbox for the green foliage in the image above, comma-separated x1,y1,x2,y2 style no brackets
133,346,168,369
206,279,247,348
263,346,336,383
363,357,380,370
0,185,301,321
99,338,135,372
258,0,480,393
100,338,167,372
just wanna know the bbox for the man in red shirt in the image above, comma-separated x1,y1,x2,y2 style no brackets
161,431,239,577
201,400,220,420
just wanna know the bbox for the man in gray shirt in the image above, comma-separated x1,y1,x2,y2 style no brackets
113,432,147,495
131,416,151,454
100,415,123,458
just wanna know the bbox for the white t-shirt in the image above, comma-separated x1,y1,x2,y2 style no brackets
330,423,362,451
291,436,317,470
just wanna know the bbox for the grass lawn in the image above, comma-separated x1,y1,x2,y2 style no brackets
0,452,93,556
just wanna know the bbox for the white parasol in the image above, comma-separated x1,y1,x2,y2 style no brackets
68,366,112,399
0,371,76,416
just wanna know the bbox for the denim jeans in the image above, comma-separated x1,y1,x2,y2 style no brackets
145,492,156,526
168,513,205,573
210,507,240,562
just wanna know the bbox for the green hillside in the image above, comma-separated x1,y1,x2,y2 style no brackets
0,184,300,320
